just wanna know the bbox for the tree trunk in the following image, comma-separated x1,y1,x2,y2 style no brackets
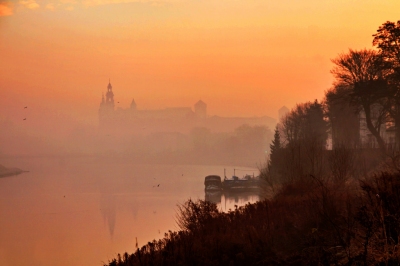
364,104,386,152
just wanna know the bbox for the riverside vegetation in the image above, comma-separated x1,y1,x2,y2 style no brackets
106,154,400,266
106,20,400,266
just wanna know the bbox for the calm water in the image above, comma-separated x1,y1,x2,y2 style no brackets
0,157,259,266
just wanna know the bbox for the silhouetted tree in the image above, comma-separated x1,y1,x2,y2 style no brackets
373,20,400,76
281,100,328,147
269,125,281,167
373,20,400,146
266,125,283,183
325,84,360,149
331,49,391,151
280,100,328,179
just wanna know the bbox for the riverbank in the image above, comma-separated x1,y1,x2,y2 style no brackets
0,164,28,178
106,171,400,266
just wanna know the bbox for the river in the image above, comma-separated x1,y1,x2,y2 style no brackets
0,157,260,266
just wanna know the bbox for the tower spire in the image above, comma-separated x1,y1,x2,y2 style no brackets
105,79,114,105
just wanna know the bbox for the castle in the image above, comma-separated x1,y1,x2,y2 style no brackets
98,80,276,135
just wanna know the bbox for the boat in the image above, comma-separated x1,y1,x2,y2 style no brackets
204,175,223,191
204,171,261,192
222,174,261,191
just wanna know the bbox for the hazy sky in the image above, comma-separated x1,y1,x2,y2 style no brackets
1,0,399,124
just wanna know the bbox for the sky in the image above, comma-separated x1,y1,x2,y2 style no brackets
0,0,400,126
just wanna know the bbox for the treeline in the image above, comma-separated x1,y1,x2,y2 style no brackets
266,20,400,186
185,124,272,166
332,20,400,152
100,124,272,167
105,20,400,266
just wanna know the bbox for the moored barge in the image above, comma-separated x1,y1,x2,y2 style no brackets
204,172,261,192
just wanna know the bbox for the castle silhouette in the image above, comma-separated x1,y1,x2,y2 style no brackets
98,80,275,134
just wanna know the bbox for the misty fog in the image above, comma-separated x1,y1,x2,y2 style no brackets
0,91,275,166
0,91,273,266
3,1,398,265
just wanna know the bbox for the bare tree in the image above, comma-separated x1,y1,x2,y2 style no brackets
331,49,392,151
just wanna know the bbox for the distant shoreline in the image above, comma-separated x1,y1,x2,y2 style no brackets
0,166,28,178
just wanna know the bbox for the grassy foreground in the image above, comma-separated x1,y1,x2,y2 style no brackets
105,171,400,266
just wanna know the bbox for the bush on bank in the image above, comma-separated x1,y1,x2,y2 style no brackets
106,170,400,266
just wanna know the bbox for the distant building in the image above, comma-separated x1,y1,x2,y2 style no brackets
278,106,289,120
98,81,276,135
194,100,207,119
98,80,115,127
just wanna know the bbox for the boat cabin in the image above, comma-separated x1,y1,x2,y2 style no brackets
204,175,222,191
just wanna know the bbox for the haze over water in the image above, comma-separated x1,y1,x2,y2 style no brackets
0,157,258,266
2,1,400,266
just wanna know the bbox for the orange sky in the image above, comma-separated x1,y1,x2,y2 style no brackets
1,0,400,126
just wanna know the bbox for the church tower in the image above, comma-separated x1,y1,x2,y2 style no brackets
106,79,115,107
99,79,116,128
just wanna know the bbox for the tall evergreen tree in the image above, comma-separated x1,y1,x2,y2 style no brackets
268,125,281,169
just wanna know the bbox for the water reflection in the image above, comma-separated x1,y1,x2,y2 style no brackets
100,192,116,237
205,190,261,211
205,190,222,204
0,158,259,266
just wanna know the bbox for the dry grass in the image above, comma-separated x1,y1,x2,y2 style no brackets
106,170,400,266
